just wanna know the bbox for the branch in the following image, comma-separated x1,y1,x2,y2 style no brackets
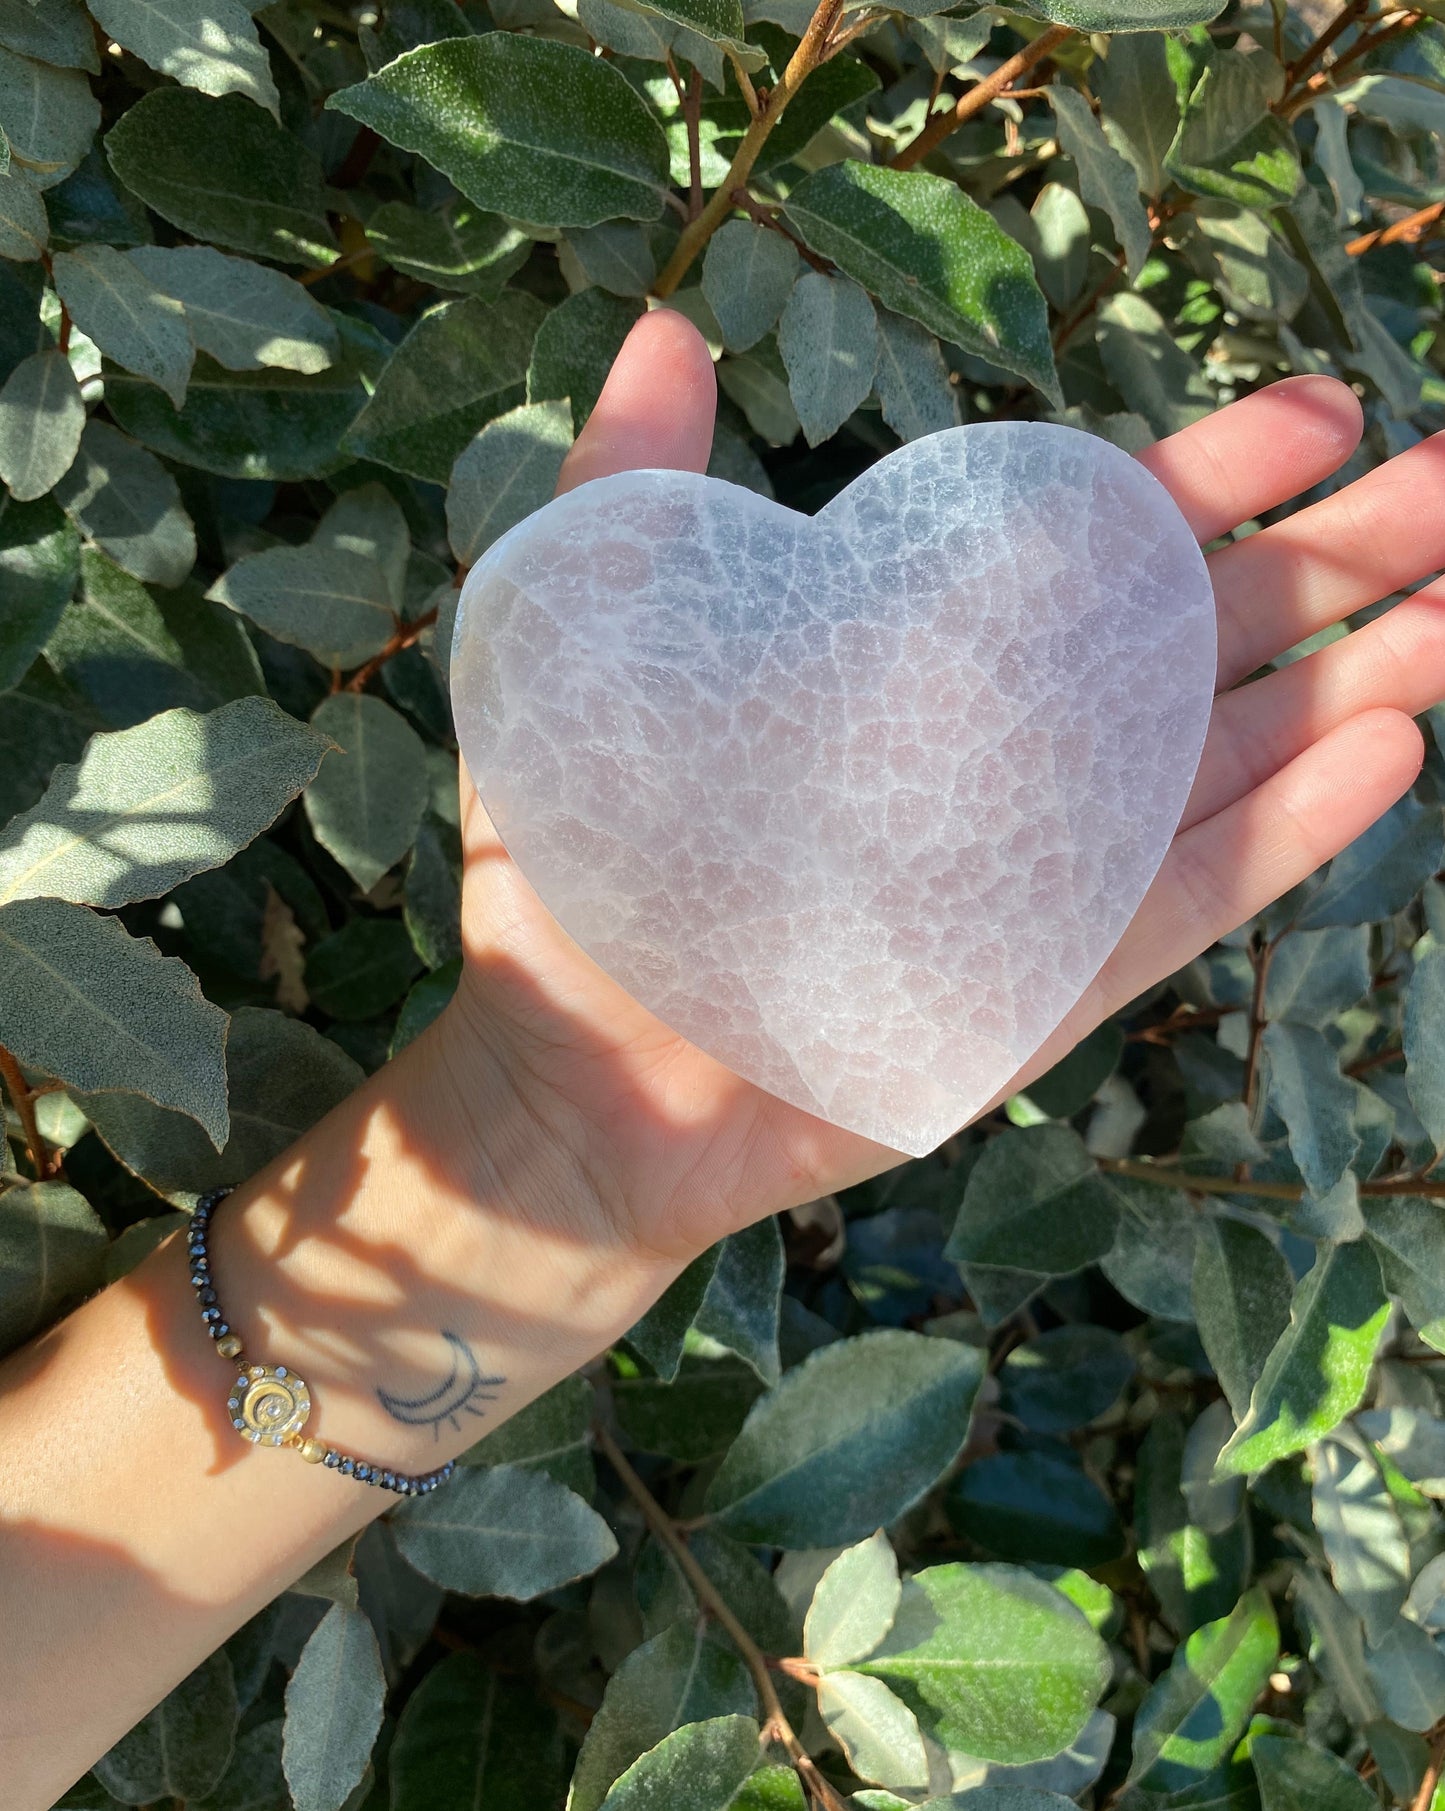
0,1045,56,1180
890,23,1074,172
1411,1724,1445,1811
653,0,847,298
1099,1155,1445,1202
1282,0,1369,91
728,48,762,118
594,1424,849,1811
1348,197,1445,255
343,605,439,693
1240,930,1280,1127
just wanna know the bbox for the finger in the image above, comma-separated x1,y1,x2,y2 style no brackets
1136,374,1363,544
1181,578,1445,830
556,307,717,495
1207,429,1445,690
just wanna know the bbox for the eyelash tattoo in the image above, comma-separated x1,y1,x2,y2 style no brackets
375,1331,506,1441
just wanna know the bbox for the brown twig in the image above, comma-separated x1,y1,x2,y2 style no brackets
1280,7,1424,115
1347,197,1445,256
1281,0,1368,91
594,1424,849,1811
890,23,1074,172
1099,1155,1445,1202
1051,247,1127,354
731,188,832,271
1410,1723,1445,1811
0,1044,56,1180
686,66,705,220
653,0,847,297
342,605,439,693
1241,931,1280,1126
728,48,762,118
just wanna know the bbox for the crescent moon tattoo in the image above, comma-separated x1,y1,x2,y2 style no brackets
375,1331,506,1441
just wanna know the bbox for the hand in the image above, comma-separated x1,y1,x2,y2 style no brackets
439,309,1445,1263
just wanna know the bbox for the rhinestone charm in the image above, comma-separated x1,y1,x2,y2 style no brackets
231,1363,312,1446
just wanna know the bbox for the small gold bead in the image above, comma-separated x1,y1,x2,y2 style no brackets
299,1437,327,1464
216,1334,243,1359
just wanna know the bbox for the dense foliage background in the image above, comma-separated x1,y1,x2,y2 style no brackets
2,0,1444,1807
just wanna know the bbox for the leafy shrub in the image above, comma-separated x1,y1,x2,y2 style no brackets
2,0,1444,1808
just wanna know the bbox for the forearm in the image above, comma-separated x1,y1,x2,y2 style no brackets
0,1009,677,1810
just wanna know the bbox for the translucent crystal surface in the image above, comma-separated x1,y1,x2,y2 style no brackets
451,422,1216,1155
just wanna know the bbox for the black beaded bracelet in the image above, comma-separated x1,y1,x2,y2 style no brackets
187,1186,457,1497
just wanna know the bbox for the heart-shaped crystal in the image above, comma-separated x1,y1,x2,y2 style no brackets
451,422,1216,1155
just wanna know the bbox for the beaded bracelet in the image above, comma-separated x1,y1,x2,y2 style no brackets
187,1186,457,1497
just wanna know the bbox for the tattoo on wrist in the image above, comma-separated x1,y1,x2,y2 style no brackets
375,1330,506,1441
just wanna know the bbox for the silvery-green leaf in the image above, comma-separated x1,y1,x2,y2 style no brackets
805,1530,902,1669
704,1328,984,1547
568,221,658,298
313,483,411,609
1358,1407,1445,1496
818,1671,929,1788
694,1215,784,1386
1094,30,1178,197
0,163,45,259
998,1324,1133,1435
597,1716,761,1811
0,1177,107,1355
1096,291,1212,438
1263,925,1371,1026
327,36,671,228
702,220,800,354
778,271,878,448
717,343,799,446
0,349,84,501
87,0,280,118
1311,1438,1410,1646
872,309,959,441
1194,209,1309,323
1028,182,1090,312
1312,97,1364,224
282,1605,385,1811
447,398,573,569
1049,85,1152,279
52,245,194,408
1191,1216,1293,1419
52,422,195,588
304,693,427,894
0,45,97,191
0,895,229,1144
1403,942,1445,1152
104,88,338,267
128,246,337,374
527,286,644,432
0,494,79,695
1099,1173,1196,1322
1295,793,1445,929
390,1462,618,1598
0,0,98,72
94,1653,237,1803
1252,1733,1378,1811
947,1124,1119,1275
460,1372,592,1495
388,1652,566,1811
363,199,530,297
1164,51,1301,209
1291,1564,1381,1727
1180,1399,1244,1535
209,545,395,670
1260,1020,1361,1199
0,696,330,909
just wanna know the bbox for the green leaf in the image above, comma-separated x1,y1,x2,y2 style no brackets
1259,1021,1361,1199
1403,943,1445,1151
1357,1406,1445,1495
281,1604,385,1811
87,0,280,118
0,494,79,694
568,220,658,298
626,1243,722,1382
0,1178,107,1355
192,1716,286,1811
52,246,194,409
1094,31,1179,198
1251,1733,1377,1811
364,199,530,298
104,88,337,267
327,36,671,228
701,219,800,354
404,814,461,969
694,1216,785,1386
49,547,263,729
1095,291,1213,438
570,1618,757,1811
597,1716,761,1811
527,286,644,432
614,1351,764,1461
0,658,94,822
630,0,749,49
777,270,878,448
343,291,543,484
872,309,960,441
0,697,328,908
1192,1217,1294,1420
304,693,428,894
0,896,228,1144
447,398,572,569
717,342,799,446
1165,52,1302,209
1363,1194,1445,1348
128,246,338,375
391,1461,619,1598
389,1652,566,1811
1363,1617,1445,1732
0,350,84,505
0,0,98,73
1217,1241,1390,1476
1049,86,1152,279
1295,794,1445,930
856,1562,1112,1764
52,421,195,588
1099,1173,1197,1322
805,1530,902,1669
0,164,46,260
947,1124,1119,1274
80,1006,363,1197
460,1371,593,1494
305,917,421,1020
1194,210,1308,324
783,164,1061,408
1028,181,1090,311
1262,925,1371,1027
0,46,98,191
999,1325,1134,1434
946,1445,1126,1568
1137,1410,1252,1637
208,545,395,670
817,1671,928,1789
1011,0,1226,26
1311,1438,1410,1647
94,1653,237,1804
1128,1589,1279,1789
704,1328,984,1546
106,315,383,482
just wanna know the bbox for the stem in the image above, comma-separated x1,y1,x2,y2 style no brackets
1348,197,1445,255
1410,1724,1445,1811
653,0,846,298
594,1424,849,1811
0,1044,54,1180
686,66,705,220
1051,246,1126,354
1282,0,1368,91
728,48,761,119
890,23,1074,172
1240,931,1278,1129
342,605,439,693
1099,1155,1445,1202
731,188,832,272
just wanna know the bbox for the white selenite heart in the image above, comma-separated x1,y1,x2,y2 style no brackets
450,421,1216,1156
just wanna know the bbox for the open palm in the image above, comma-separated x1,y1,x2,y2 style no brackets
447,309,1445,1263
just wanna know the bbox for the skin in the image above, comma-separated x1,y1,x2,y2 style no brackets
2,309,1442,1803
